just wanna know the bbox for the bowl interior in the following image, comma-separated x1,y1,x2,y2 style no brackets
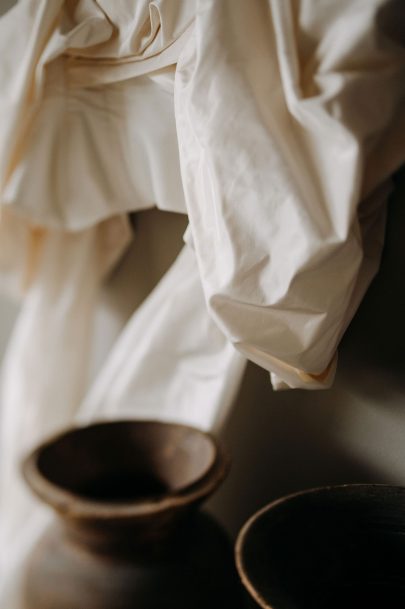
237,485,405,609
34,421,216,503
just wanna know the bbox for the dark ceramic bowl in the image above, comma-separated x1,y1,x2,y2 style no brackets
21,421,241,609
236,484,405,609
23,420,228,545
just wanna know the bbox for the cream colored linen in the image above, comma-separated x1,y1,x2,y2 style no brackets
1,0,403,389
78,244,246,432
176,0,404,387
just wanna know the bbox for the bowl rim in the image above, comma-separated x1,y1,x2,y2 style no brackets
22,419,229,520
235,483,405,609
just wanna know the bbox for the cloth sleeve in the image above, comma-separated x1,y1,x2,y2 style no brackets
175,0,405,389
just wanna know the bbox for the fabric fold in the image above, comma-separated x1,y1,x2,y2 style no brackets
0,0,191,233
78,244,246,432
175,0,405,388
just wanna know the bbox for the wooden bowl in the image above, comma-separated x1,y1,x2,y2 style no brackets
21,421,240,609
23,420,228,543
236,484,405,609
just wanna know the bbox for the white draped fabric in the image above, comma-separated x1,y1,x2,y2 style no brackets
0,0,404,604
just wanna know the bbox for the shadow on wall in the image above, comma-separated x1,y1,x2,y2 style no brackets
0,0,15,17
210,167,405,538
339,167,405,408
210,363,398,538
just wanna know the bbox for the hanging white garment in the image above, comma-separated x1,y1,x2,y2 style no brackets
78,244,246,432
1,0,403,393
175,0,405,388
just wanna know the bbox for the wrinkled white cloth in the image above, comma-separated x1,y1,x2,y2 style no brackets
1,0,404,390
176,0,404,386
0,0,404,605
78,244,246,431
